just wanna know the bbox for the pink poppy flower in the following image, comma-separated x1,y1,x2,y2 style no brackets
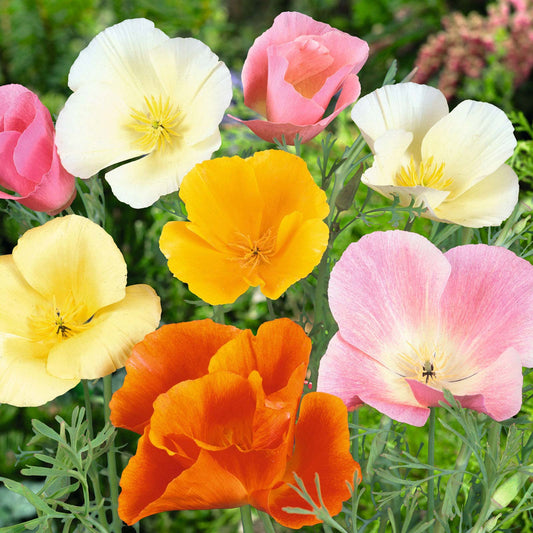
230,11,368,144
0,84,75,214
317,231,533,426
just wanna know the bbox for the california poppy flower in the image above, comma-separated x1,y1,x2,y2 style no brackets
350,83,519,227
317,231,533,426
159,150,329,304
55,19,232,208
110,318,359,528
0,215,161,406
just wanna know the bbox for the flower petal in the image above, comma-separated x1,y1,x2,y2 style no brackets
432,164,519,227
422,100,517,195
317,333,430,425
46,284,161,380
12,215,127,315
55,83,145,179
351,82,448,154
328,231,450,362
407,347,523,420
0,335,79,407
264,392,359,528
110,319,240,433
159,221,250,305
67,18,168,95
440,243,533,368
208,318,311,404
0,255,48,339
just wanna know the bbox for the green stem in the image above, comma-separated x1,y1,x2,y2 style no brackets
427,407,436,532
82,381,108,530
266,298,276,320
103,375,121,533
240,505,255,533
258,510,276,533
213,305,225,324
403,216,415,232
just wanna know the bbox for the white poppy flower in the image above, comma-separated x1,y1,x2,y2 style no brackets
351,82,519,227
56,19,232,208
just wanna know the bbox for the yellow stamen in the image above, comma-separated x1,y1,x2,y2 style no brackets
395,156,452,190
129,95,181,152
228,228,277,270
29,294,92,344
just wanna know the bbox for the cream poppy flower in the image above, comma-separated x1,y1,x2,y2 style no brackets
0,215,161,406
55,19,232,208
351,83,519,227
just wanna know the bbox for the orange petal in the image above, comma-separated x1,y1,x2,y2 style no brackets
119,428,249,525
208,318,310,405
250,150,329,231
265,392,359,529
179,156,264,245
258,215,329,299
159,221,250,305
110,319,240,433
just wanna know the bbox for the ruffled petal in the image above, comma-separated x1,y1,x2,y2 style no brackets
422,100,516,196
351,82,448,155
0,335,79,407
110,319,240,433
46,284,161,380
432,164,519,227
440,243,533,368
12,215,127,315
265,392,359,528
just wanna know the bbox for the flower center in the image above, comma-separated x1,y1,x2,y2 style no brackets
29,294,92,344
129,95,181,152
228,229,277,270
395,156,453,191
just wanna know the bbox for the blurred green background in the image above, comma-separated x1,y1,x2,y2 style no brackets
1,0,532,531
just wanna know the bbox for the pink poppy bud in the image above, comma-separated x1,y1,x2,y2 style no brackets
0,84,75,214
231,12,368,144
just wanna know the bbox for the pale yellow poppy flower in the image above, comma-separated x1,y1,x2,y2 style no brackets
351,83,519,227
0,215,161,406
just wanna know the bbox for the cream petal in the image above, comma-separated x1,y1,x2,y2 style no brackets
46,285,160,380
422,100,517,196
351,82,448,155
12,215,127,315
149,38,232,145
104,130,220,208
68,18,168,97
0,255,48,339
55,83,145,179
0,335,79,407
432,164,519,227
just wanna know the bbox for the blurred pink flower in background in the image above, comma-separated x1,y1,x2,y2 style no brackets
317,231,533,426
0,84,75,213
231,11,368,144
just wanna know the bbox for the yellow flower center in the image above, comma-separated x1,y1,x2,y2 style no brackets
29,294,92,344
395,156,453,190
394,340,477,388
228,229,277,270
129,95,181,152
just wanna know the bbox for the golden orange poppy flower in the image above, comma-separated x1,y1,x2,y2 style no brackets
159,150,329,304
110,318,360,528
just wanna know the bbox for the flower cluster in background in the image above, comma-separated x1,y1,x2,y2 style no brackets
415,0,533,100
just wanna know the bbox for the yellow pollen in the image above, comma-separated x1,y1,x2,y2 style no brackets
129,95,181,152
395,156,453,190
228,229,277,269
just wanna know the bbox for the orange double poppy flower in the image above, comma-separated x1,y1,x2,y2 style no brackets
110,318,359,528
